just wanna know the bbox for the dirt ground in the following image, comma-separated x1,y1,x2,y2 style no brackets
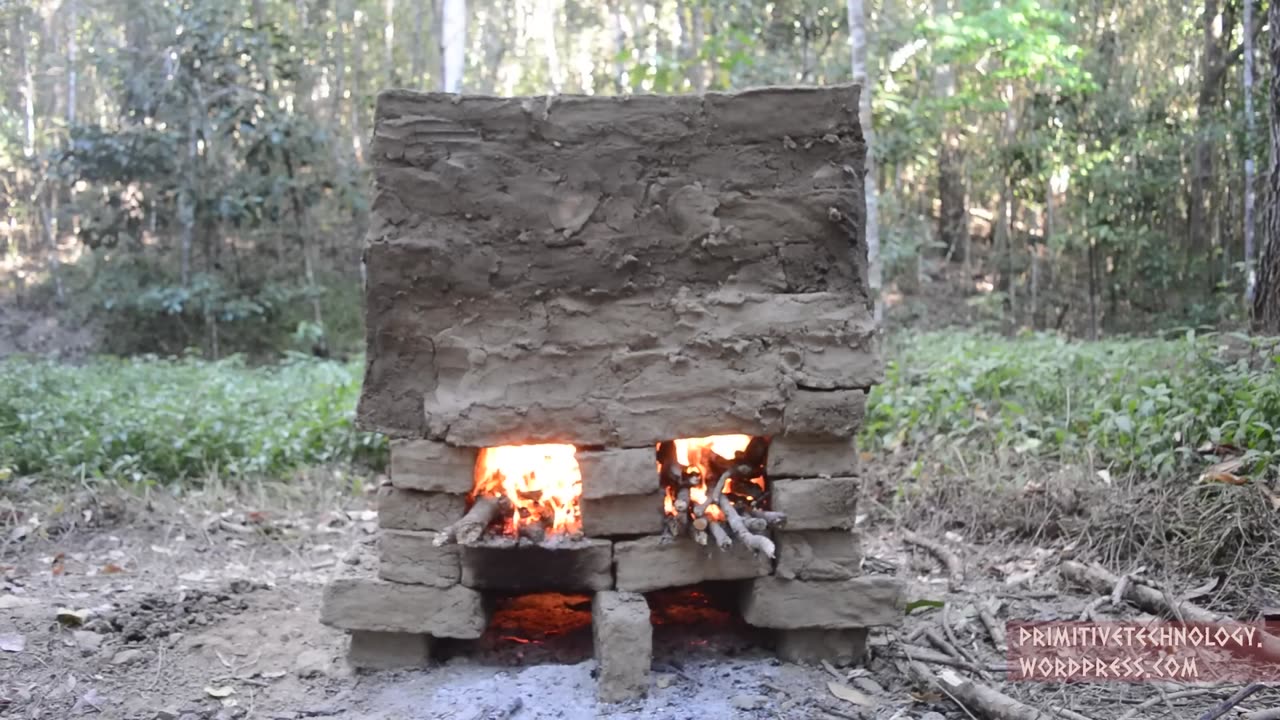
3,471,1279,720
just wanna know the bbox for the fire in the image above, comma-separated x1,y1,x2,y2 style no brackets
474,444,582,536
657,434,766,516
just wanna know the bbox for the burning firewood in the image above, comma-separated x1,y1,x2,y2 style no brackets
707,520,732,549
657,435,785,556
717,496,776,558
433,494,515,546
747,509,787,528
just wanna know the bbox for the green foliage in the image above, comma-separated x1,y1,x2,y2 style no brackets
49,253,365,358
0,354,383,484
863,330,1280,477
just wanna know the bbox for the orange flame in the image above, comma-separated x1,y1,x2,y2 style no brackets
659,435,765,517
474,444,582,535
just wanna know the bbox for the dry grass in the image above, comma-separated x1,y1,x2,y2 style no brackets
870,449,1280,616
1082,473,1280,615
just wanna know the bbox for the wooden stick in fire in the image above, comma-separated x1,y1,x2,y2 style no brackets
717,495,776,558
433,494,514,546
694,470,733,516
747,509,787,528
707,520,732,549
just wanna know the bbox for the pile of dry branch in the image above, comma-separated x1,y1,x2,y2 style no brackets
656,438,784,557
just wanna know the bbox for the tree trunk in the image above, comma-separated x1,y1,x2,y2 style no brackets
411,0,427,88
541,0,563,92
332,0,346,126
689,0,705,92
351,4,365,162
66,0,77,125
934,0,965,260
19,8,35,158
1244,0,1258,302
995,81,1018,331
1087,239,1099,340
849,0,881,323
1251,0,1280,332
1189,0,1235,292
441,0,467,92
609,0,626,92
385,0,396,86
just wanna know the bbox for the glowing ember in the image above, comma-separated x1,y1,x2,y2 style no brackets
474,444,582,536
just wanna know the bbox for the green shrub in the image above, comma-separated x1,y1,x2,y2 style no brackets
0,353,385,483
862,330,1280,477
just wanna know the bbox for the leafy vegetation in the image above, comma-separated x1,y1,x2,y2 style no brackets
4,330,1278,487
862,330,1280,477
6,0,1280,356
0,354,384,483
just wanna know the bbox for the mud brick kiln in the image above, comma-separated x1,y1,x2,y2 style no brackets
319,84,905,701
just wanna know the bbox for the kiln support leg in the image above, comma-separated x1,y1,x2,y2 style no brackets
347,630,435,670
591,591,652,703
775,628,868,666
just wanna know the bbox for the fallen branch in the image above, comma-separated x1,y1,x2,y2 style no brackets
943,605,991,681
434,495,514,546
906,661,1051,720
1243,709,1280,720
923,627,990,681
1049,708,1096,720
1201,684,1266,720
1059,561,1280,660
978,601,1007,652
888,644,1007,673
904,530,964,590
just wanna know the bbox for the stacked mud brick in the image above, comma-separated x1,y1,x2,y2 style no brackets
319,84,904,700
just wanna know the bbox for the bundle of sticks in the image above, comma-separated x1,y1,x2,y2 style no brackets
657,438,785,558
433,473,573,547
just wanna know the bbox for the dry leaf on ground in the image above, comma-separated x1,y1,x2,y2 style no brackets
827,680,878,707
204,686,236,699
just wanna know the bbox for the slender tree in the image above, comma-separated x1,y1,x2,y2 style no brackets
441,0,466,92
1243,0,1257,302
1252,0,1280,332
849,0,881,322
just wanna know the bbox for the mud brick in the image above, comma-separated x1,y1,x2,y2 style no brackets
775,629,868,666
775,530,862,581
321,543,487,638
767,437,858,478
461,538,613,592
389,440,476,494
581,492,665,537
347,631,434,670
377,486,467,532
740,575,904,629
781,389,867,440
592,591,652,703
577,448,661,499
614,536,771,593
770,477,859,530
378,529,461,587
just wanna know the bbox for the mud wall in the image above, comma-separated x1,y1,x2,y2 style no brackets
357,85,879,447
